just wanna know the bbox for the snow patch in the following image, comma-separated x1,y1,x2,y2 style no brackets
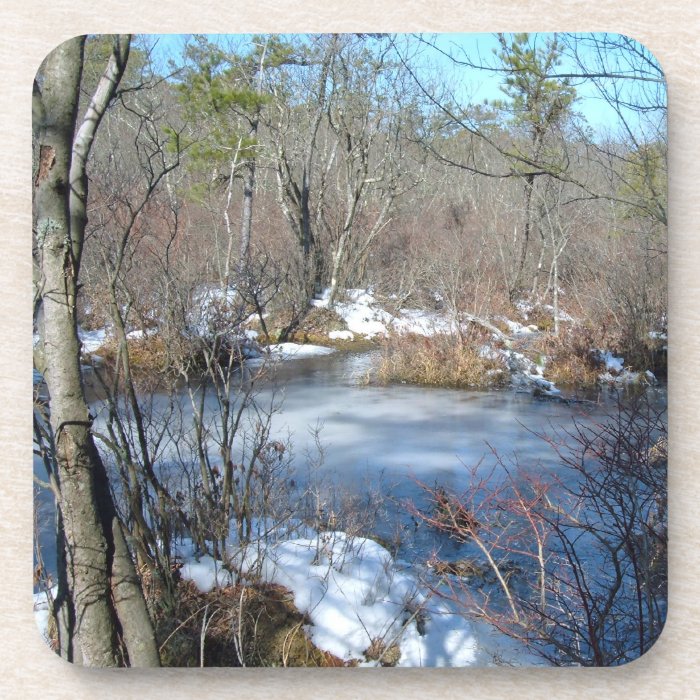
329,330,355,341
514,300,574,323
333,289,454,339
334,290,391,338
499,317,536,337
247,343,336,365
181,555,234,592
178,529,485,667
389,308,454,336
33,585,58,644
268,343,336,359
78,327,108,353
598,350,625,374
126,328,157,341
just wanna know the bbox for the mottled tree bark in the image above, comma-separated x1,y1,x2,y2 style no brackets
33,35,160,667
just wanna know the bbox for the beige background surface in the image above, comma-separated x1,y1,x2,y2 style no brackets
1,1,697,697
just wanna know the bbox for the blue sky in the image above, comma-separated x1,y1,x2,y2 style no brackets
142,32,666,135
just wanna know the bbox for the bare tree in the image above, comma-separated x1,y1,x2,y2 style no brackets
269,35,337,305
322,36,421,306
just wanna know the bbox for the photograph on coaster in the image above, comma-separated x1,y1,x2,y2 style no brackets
31,32,667,667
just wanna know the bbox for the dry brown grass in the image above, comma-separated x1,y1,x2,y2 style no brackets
298,306,347,334
95,335,170,375
532,325,603,388
525,305,556,332
153,578,352,667
375,332,508,389
249,305,377,350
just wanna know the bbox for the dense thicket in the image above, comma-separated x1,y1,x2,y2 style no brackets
71,33,666,368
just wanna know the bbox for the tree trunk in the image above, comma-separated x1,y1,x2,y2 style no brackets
327,231,348,307
110,517,162,666
33,35,160,667
239,157,255,268
513,172,535,297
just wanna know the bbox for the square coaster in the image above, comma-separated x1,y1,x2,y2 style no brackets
32,31,667,668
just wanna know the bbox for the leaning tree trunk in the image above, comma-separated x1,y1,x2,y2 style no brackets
33,35,160,667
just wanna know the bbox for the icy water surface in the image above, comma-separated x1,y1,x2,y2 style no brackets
35,350,666,582
255,352,608,490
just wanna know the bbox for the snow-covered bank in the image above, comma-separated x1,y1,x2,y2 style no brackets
33,522,535,666
317,289,565,394
497,347,560,396
53,288,662,397
314,288,452,339
78,327,108,353
595,350,657,386
64,323,337,370
246,342,336,364
171,527,531,667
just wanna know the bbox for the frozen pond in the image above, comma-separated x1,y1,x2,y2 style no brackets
34,350,667,583
257,352,598,489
